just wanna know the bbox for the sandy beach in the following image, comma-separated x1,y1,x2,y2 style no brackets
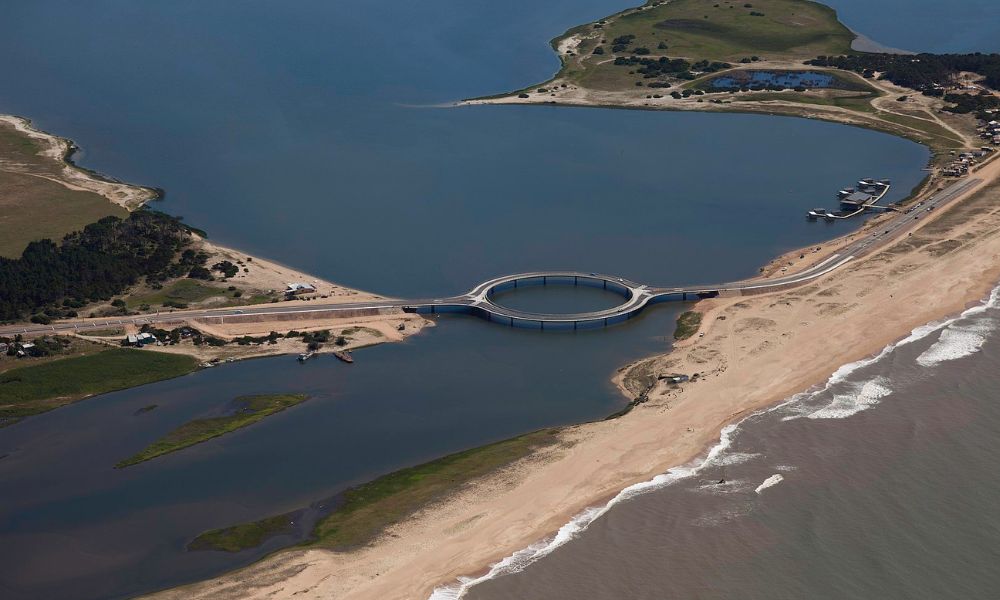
143,135,1000,600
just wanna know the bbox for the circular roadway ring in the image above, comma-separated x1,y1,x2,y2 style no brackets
473,272,650,325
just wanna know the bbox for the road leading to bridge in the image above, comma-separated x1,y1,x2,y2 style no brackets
0,176,983,335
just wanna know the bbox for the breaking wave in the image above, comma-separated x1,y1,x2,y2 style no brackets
755,474,784,494
428,284,1000,600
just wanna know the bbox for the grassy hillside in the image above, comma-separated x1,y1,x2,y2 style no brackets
563,0,855,90
0,121,125,258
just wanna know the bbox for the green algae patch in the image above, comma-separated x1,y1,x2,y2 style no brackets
188,512,299,553
673,310,703,340
188,428,562,553
116,393,308,468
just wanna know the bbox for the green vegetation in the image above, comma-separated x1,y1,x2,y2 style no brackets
0,210,200,322
127,279,227,309
188,512,298,553
0,122,127,258
673,310,703,340
0,171,126,259
115,394,309,468
188,428,562,553
808,53,1000,93
0,349,198,425
609,0,851,60
562,0,854,90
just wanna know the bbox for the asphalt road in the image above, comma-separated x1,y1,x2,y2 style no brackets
0,176,983,334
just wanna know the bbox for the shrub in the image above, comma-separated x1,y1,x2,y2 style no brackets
188,266,213,280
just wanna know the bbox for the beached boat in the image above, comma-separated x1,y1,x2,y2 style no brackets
332,350,354,363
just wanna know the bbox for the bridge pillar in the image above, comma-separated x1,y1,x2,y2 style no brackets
510,317,514,327
574,321,577,330
682,292,687,301
431,305,436,314
543,276,547,285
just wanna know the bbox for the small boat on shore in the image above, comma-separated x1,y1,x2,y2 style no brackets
297,352,315,362
332,350,354,363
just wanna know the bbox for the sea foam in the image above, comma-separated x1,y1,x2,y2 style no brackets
916,319,995,367
755,474,784,494
427,284,1000,600
804,377,893,420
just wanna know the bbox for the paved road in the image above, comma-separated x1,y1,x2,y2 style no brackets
0,176,982,334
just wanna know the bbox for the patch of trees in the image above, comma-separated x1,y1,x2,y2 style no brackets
0,211,194,322
614,55,692,80
691,60,732,73
213,261,239,278
943,91,1000,115
611,34,635,53
807,53,1000,92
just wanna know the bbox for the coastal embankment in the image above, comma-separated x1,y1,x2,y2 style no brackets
145,153,1000,599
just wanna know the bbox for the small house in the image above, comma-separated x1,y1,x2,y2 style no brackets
284,282,317,296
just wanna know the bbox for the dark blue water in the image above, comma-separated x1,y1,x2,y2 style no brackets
710,71,835,90
0,1,942,599
0,1,928,297
824,0,1000,53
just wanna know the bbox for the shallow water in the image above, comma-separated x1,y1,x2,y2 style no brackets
0,0,946,598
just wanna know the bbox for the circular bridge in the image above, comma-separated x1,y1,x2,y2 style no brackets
412,271,663,330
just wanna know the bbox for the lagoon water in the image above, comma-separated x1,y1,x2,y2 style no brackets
0,0,979,598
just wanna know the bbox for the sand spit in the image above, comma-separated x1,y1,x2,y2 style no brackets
144,152,1000,600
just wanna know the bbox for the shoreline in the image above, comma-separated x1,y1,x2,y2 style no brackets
0,113,429,366
4,3,997,596
144,124,1000,600
0,114,160,209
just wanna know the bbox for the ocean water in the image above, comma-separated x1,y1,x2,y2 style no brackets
460,289,1000,600
0,0,977,598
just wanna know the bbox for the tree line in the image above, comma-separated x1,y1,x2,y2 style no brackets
0,210,197,322
807,53,1000,92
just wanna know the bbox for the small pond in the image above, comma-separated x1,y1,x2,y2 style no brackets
709,70,837,90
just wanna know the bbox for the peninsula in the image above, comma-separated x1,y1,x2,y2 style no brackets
464,0,994,159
